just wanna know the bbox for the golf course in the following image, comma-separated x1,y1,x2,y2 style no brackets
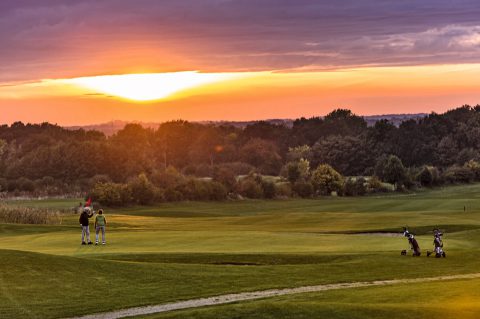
1,184,480,318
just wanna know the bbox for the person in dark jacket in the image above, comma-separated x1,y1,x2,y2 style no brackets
79,207,94,245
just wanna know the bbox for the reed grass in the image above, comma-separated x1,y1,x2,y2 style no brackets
0,203,62,224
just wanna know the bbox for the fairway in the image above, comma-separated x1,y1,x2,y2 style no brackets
1,184,480,318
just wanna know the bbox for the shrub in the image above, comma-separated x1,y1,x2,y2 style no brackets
0,178,7,192
465,160,480,181
128,173,157,205
237,178,264,199
261,181,276,199
40,176,55,187
292,180,313,198
281,160,310,184
443,166,475,184
153,188,165,203
344,177,367,196
275,182,292,198
282,162,301,183
7,180,18,192
311,164,344,195
417,166,433,186
177,179,211,201
376,155,406,186
90,182,131,206
164,187,184,201
209,181,228,201
17,177,35,192
213,166,237,191
150,166,185,189
366,176,390,193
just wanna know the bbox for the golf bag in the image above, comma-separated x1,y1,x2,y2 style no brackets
427,229,446,258
402,227,421,256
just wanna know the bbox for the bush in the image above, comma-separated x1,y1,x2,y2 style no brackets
90,182,131,206
0,178,7,192
465,160,480,181
213,166,237,191
443,166,475,184
282,162,301,183
376,155,406,186
261,181,276,199
238,178,264,199
417,166,433,186
292,180,314,198
153,188,165,203
40,176,55,187
177,179,211,201
311,164,344,195
344,177,367,196
209,181,228,201
7,180,18,192
275,182,292,198
128,173,157,205
17,177,35,192
150,166,185,189
366,176,390,193
164,187,184,202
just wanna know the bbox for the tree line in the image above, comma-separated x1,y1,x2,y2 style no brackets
1,105,480,204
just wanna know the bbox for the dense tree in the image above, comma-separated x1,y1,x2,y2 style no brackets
3,105,480,200
312,135,370,175
240,139,282,175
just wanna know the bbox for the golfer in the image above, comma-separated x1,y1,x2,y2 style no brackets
79,208,94,245
95,209,107,245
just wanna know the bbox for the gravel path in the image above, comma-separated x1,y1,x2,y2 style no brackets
67,273,480,319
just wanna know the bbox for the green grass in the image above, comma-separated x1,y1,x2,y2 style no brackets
1,184,480,318
142,279,480,319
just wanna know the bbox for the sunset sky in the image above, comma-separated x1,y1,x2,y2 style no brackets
2,0,480,125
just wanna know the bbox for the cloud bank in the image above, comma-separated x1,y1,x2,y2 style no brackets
1,0,480,82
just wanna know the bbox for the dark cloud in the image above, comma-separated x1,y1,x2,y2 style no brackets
1,0,480,81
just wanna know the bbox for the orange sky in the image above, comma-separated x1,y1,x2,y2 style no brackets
1,1,480,125
1,64,480,125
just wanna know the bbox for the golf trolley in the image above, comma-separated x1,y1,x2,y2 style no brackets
427,228,446,258
401,227,421,256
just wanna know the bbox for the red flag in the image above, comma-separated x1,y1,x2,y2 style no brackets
85,198,92,207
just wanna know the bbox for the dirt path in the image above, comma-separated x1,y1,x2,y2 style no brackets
68,273,480,319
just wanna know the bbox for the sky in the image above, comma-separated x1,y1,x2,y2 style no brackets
1,0,480,125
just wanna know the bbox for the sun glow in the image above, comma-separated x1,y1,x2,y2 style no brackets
64,72,245,101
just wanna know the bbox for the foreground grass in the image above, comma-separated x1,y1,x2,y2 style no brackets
1,184,480,318
143,279,480,319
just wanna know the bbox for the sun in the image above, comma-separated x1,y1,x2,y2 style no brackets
64,71,242,101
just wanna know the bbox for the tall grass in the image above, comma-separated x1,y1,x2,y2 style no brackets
0,204,62,224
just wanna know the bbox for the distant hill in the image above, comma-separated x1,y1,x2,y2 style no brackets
66,113,428,135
